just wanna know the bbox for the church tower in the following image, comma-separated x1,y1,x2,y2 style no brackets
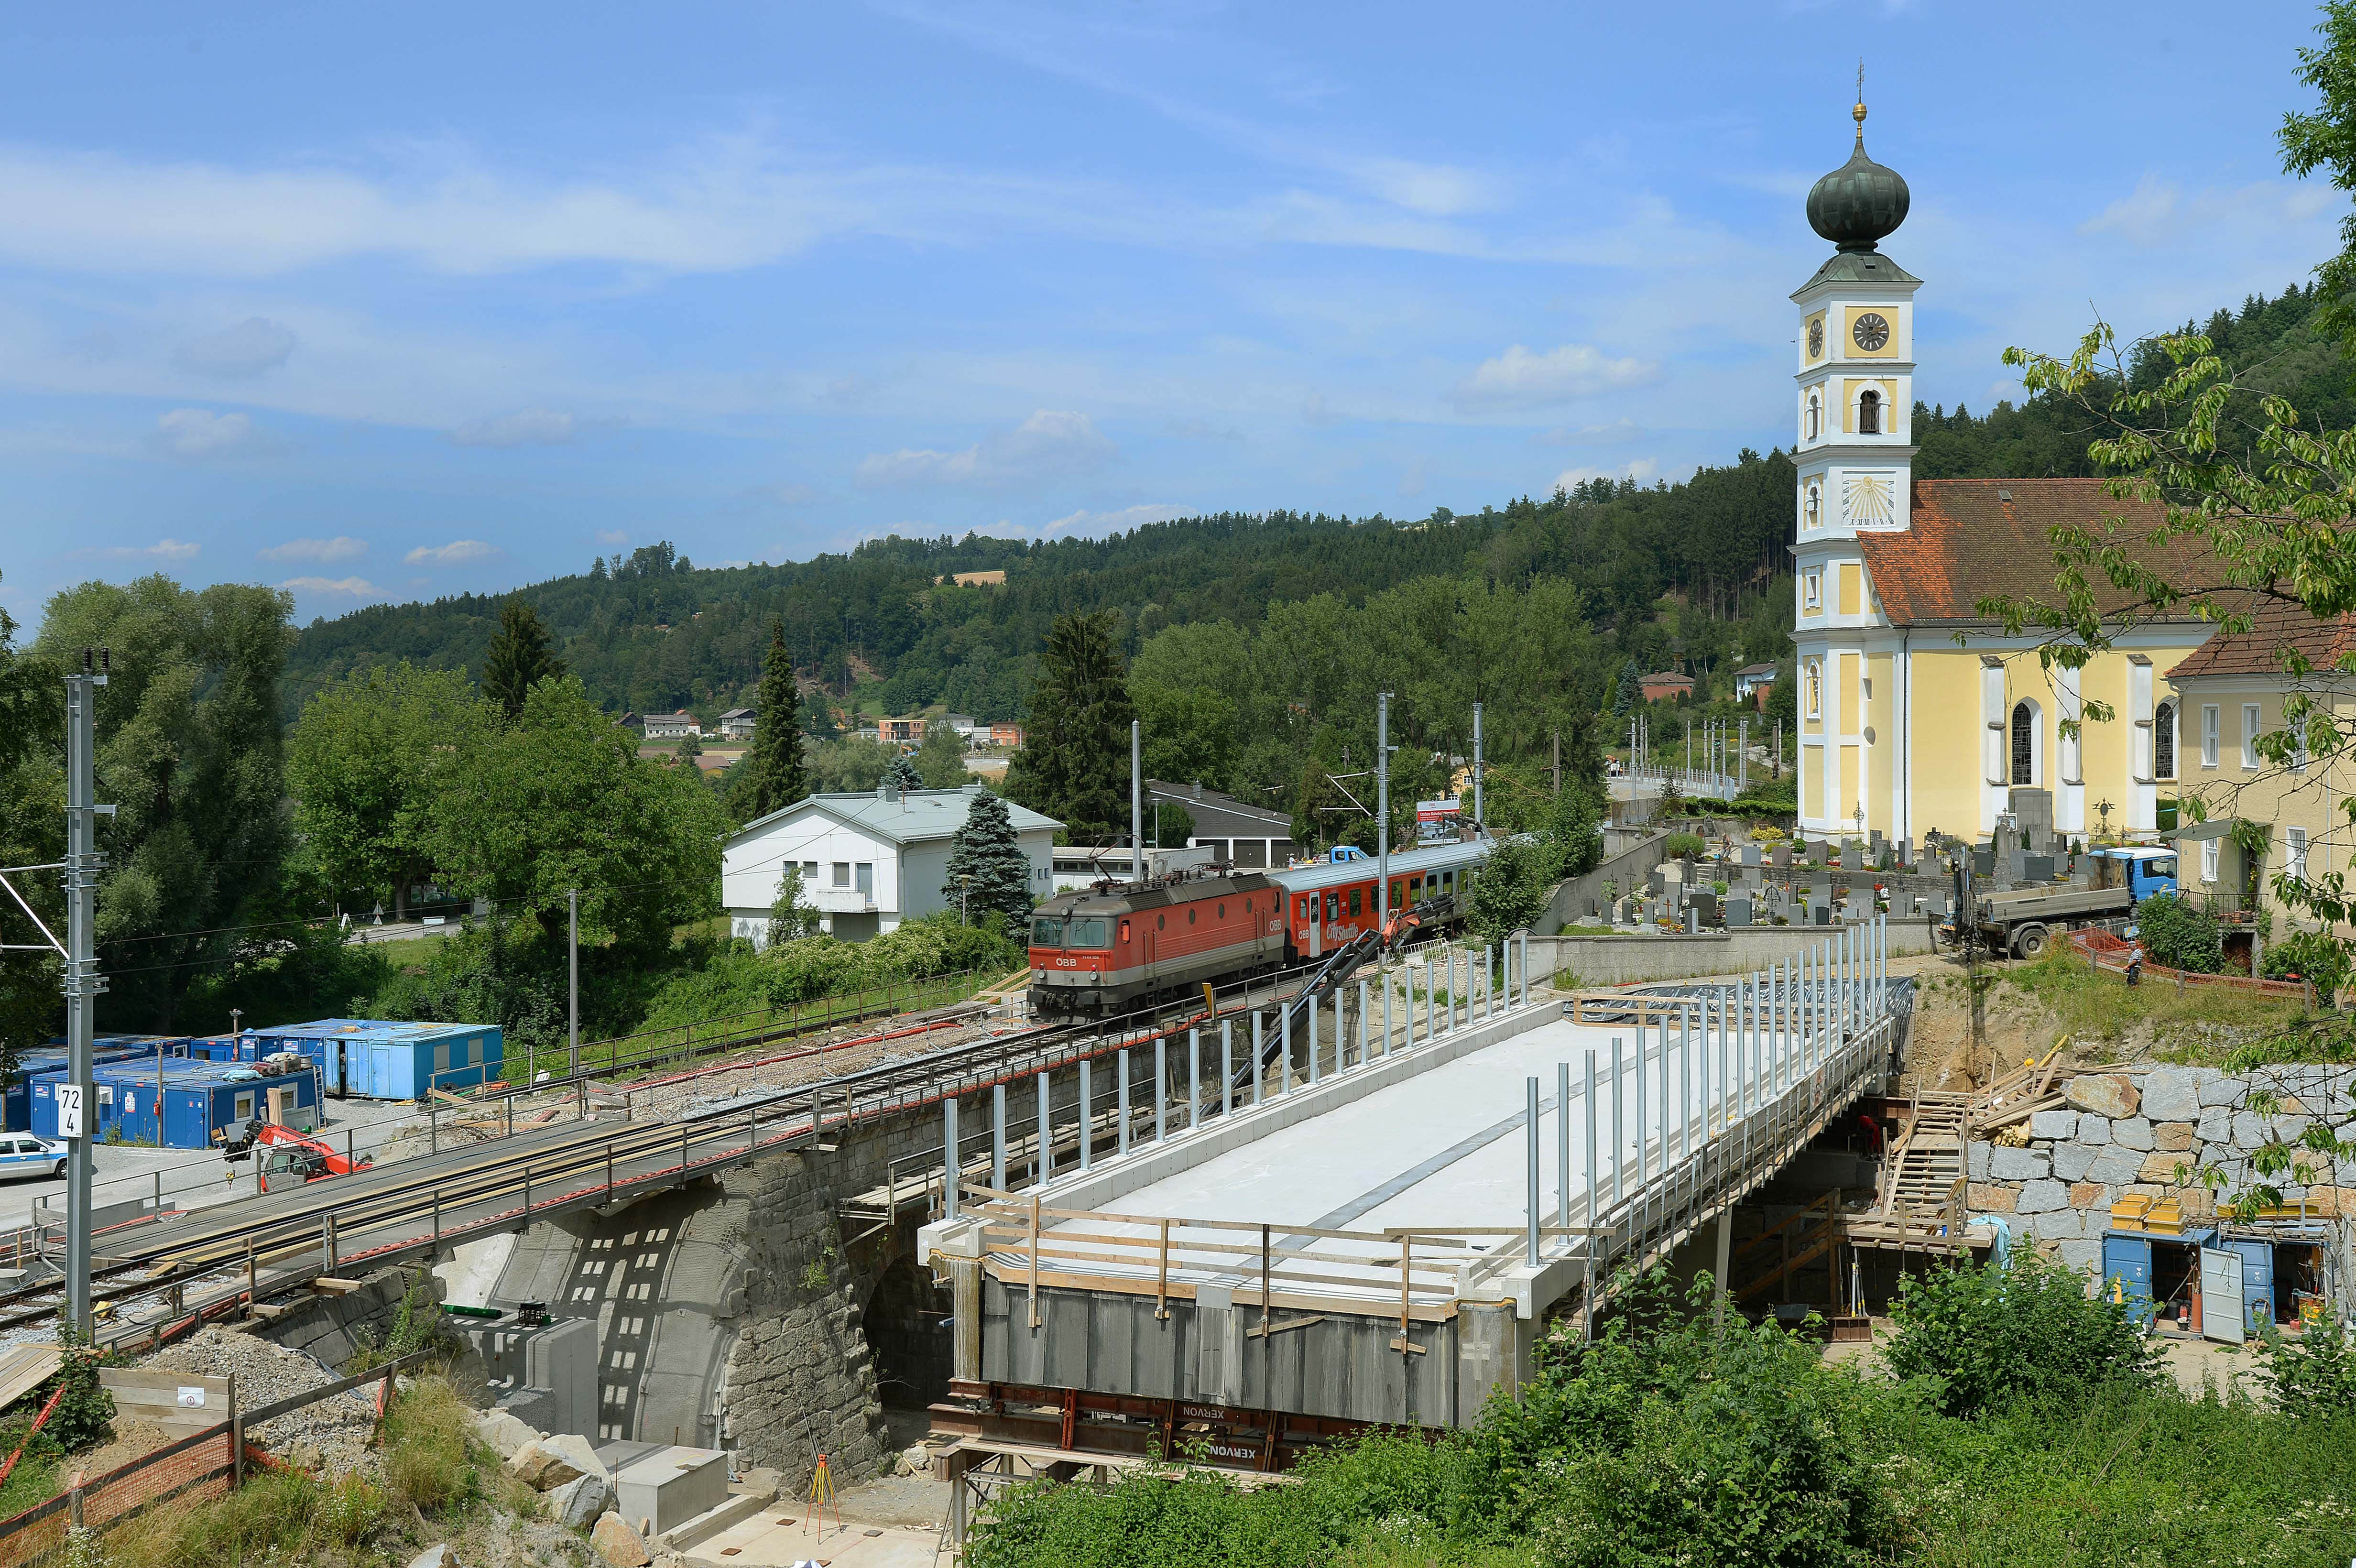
1791,91,1914,839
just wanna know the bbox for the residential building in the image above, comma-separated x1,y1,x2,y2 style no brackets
643,711,701,741
941,712,980,739
2164,600,2348,933
990,723,1025,748
1639,672,1695,704
1144,779,1294,869
1785,103,2217,843
720,784,1061,945
880,717,926,745
1734,664,1779,708
718,707,757,740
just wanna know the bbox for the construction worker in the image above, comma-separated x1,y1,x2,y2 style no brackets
2126,934,2145,988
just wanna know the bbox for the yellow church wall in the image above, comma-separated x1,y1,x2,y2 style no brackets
1908,651,1987,838
1841,651,1860,735
1838,563,1861,616
1840,744,1860,827
1867,651,1895,824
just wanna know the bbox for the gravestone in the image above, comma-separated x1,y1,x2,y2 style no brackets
1725,896,1753,926
2023,852,2055,883
1813,902,1832,926
1647,869,1666,896
1683,905,1702,933
1741,845,1760,867
1770,844,1792,869
1688,893,1718,926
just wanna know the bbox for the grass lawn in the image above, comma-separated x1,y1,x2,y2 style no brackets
1997,949,2313,1064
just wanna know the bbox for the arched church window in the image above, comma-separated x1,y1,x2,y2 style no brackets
1805,660,1822,720
1859,389,1882,435
1804,482,1821,529
2010,701,2036,786
2154,700,2177,781
1805,391,1821,440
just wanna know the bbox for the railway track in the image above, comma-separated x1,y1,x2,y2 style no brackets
8,952,1386,1342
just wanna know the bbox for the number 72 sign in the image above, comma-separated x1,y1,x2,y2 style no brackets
55,1084,84,1139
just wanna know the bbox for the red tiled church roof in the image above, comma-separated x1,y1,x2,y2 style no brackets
1856,479,2218,626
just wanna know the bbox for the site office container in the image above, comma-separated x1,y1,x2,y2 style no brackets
247,1018,503,1100
2101,1226,2326,1335
29,1061,319,1148
180,1033,267,1064
5,1038,181,1132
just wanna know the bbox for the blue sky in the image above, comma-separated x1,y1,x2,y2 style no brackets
0,1,2341,625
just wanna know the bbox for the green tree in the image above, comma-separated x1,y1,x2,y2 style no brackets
1611,660,1642,717
1006,610,1134,843
1464,835,1555,940
674,732,703,764
428,676,727,964
1886,1250,2164,1418
480,595,565,721
2135,891,2224,974
730,620,808,822
1153,803,1195,846
913,723,967,788
2282,0,2356,349
0,575,62,1051
885,752,922,792
33,576,295,1032
943,788,1035,929
767,864,822,945
286,664,487,922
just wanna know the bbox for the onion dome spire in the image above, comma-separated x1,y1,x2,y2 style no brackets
1806,74,1909,252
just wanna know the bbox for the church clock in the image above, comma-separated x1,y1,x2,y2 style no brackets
1851,311,1889,351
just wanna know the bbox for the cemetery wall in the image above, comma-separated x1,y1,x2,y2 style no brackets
1529,923,1938,988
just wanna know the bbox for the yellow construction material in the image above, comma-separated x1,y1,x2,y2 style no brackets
2109,1194,2154,1230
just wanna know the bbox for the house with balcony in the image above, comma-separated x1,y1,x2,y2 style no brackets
720,784,1061,944
880,717,926,745
718,707,757,740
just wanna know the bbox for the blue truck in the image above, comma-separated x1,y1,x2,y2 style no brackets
1966,847,2179,959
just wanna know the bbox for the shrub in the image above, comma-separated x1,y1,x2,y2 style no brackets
1885,1251,2163,1417
2263,929,2351,1002
2255,1320,2356,1417
1662,832,1705,860
379,1376,480,1516
2136,892,2224,974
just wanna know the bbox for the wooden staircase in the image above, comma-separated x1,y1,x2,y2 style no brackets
1880,1093,1970,1210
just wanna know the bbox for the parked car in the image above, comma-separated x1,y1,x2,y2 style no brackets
0,1135,66,1180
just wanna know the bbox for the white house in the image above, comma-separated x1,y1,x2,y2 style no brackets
718,707,757,740
644,711,702,740
721,784,1061,944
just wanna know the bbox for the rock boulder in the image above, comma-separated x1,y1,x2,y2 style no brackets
548,1475,612,1532
473,1410,540,1461
2067,1074,2141,1120
508,1441,585,1492
592,1513,651,1568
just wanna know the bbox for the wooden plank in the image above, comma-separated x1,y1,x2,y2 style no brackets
0,1345,60,1408
980,1260,1459,1321
1245,1315,1325,1339
100,1367,232,1430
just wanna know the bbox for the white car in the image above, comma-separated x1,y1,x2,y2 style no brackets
0,1136,66,1180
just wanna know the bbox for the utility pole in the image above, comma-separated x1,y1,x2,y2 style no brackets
1376,693,1391,930
567,888,580,1077
1131,719,1143,885
64,650,109,1337
1472,702,1484,837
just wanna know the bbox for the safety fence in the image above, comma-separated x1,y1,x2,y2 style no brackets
2067,929,2308,1000
0,1347,434,1568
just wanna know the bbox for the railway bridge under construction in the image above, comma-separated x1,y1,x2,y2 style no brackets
918,917,1906,1486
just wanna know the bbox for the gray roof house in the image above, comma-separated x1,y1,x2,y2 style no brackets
720,784,1061,944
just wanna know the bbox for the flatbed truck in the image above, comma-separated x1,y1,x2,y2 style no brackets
1956,846,2179,959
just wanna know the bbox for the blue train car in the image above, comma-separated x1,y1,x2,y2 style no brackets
29,1061,319,1148
6,1039,191,1131
247,1018,502,1099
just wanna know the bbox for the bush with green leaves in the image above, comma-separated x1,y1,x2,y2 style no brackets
2255,1320,2356,1418
2135,891,2224,974
1662,832,1706,860
1885,1250,2163,1417
2263,928,2350,1001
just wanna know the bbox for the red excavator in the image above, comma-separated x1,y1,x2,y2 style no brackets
243,1122,372,1192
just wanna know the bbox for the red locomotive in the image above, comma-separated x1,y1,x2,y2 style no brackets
1025,839,1492,1015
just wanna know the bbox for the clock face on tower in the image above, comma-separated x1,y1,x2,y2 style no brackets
1806,318,1823,357
1852,312,1890,352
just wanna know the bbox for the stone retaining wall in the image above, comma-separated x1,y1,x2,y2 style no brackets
1963,1062,2356,1278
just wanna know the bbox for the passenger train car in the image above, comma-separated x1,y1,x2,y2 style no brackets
1025,838,1493,1015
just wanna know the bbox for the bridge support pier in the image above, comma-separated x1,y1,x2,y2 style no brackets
946,1254,985,1384
1454,1299,1526,1424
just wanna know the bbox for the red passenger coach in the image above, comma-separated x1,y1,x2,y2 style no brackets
1026,838,1493,1015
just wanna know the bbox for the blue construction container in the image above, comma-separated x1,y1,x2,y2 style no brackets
29,1061,318,1148
6,1039,192,1131
180,1033,265,1063
247,1017,502,1099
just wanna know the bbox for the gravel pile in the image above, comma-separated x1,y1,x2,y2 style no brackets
142,1327,380,1467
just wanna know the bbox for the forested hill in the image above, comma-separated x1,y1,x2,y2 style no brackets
284,281,2346,727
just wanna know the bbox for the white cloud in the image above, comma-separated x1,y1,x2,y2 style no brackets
1457,344,1661,409
2081,172,2337,248
856,409,1115,488
1349,158,1506,217
405,539,500,565
449,408,576,447
967,502,1191,541
257,535,366,564
174,316,295,377
152,407,275,460
1170,419,1243,442
594,529,629,547
101,538,200,561
1535,418,1644,448
1553,458,1660,492
278,575,378,596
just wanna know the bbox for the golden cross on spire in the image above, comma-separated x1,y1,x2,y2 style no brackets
1854,60,1868,139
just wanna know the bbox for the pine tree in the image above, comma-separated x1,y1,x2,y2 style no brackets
1005,610,1134,843
886,753,922,792
732,620,808,820
943,788,1034,930
481,596,565,720
1611,659,1642,718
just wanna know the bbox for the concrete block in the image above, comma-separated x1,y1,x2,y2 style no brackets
2198,1073,2244,1108
1990,1145,2049,1182
2079,1117,2110,1146
2197,1107,2232,1143
1967,1141,1992,1180
2137,1067,2197,1122
2030,1109,2079,1141
2111,1117,2154,1152
615,1447,731,1539
2069,1074,2142,1120
2051,1143,2098,1182
548,1475,611,1532
2151,1122,2196,1153
2015,1178,2069,1214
